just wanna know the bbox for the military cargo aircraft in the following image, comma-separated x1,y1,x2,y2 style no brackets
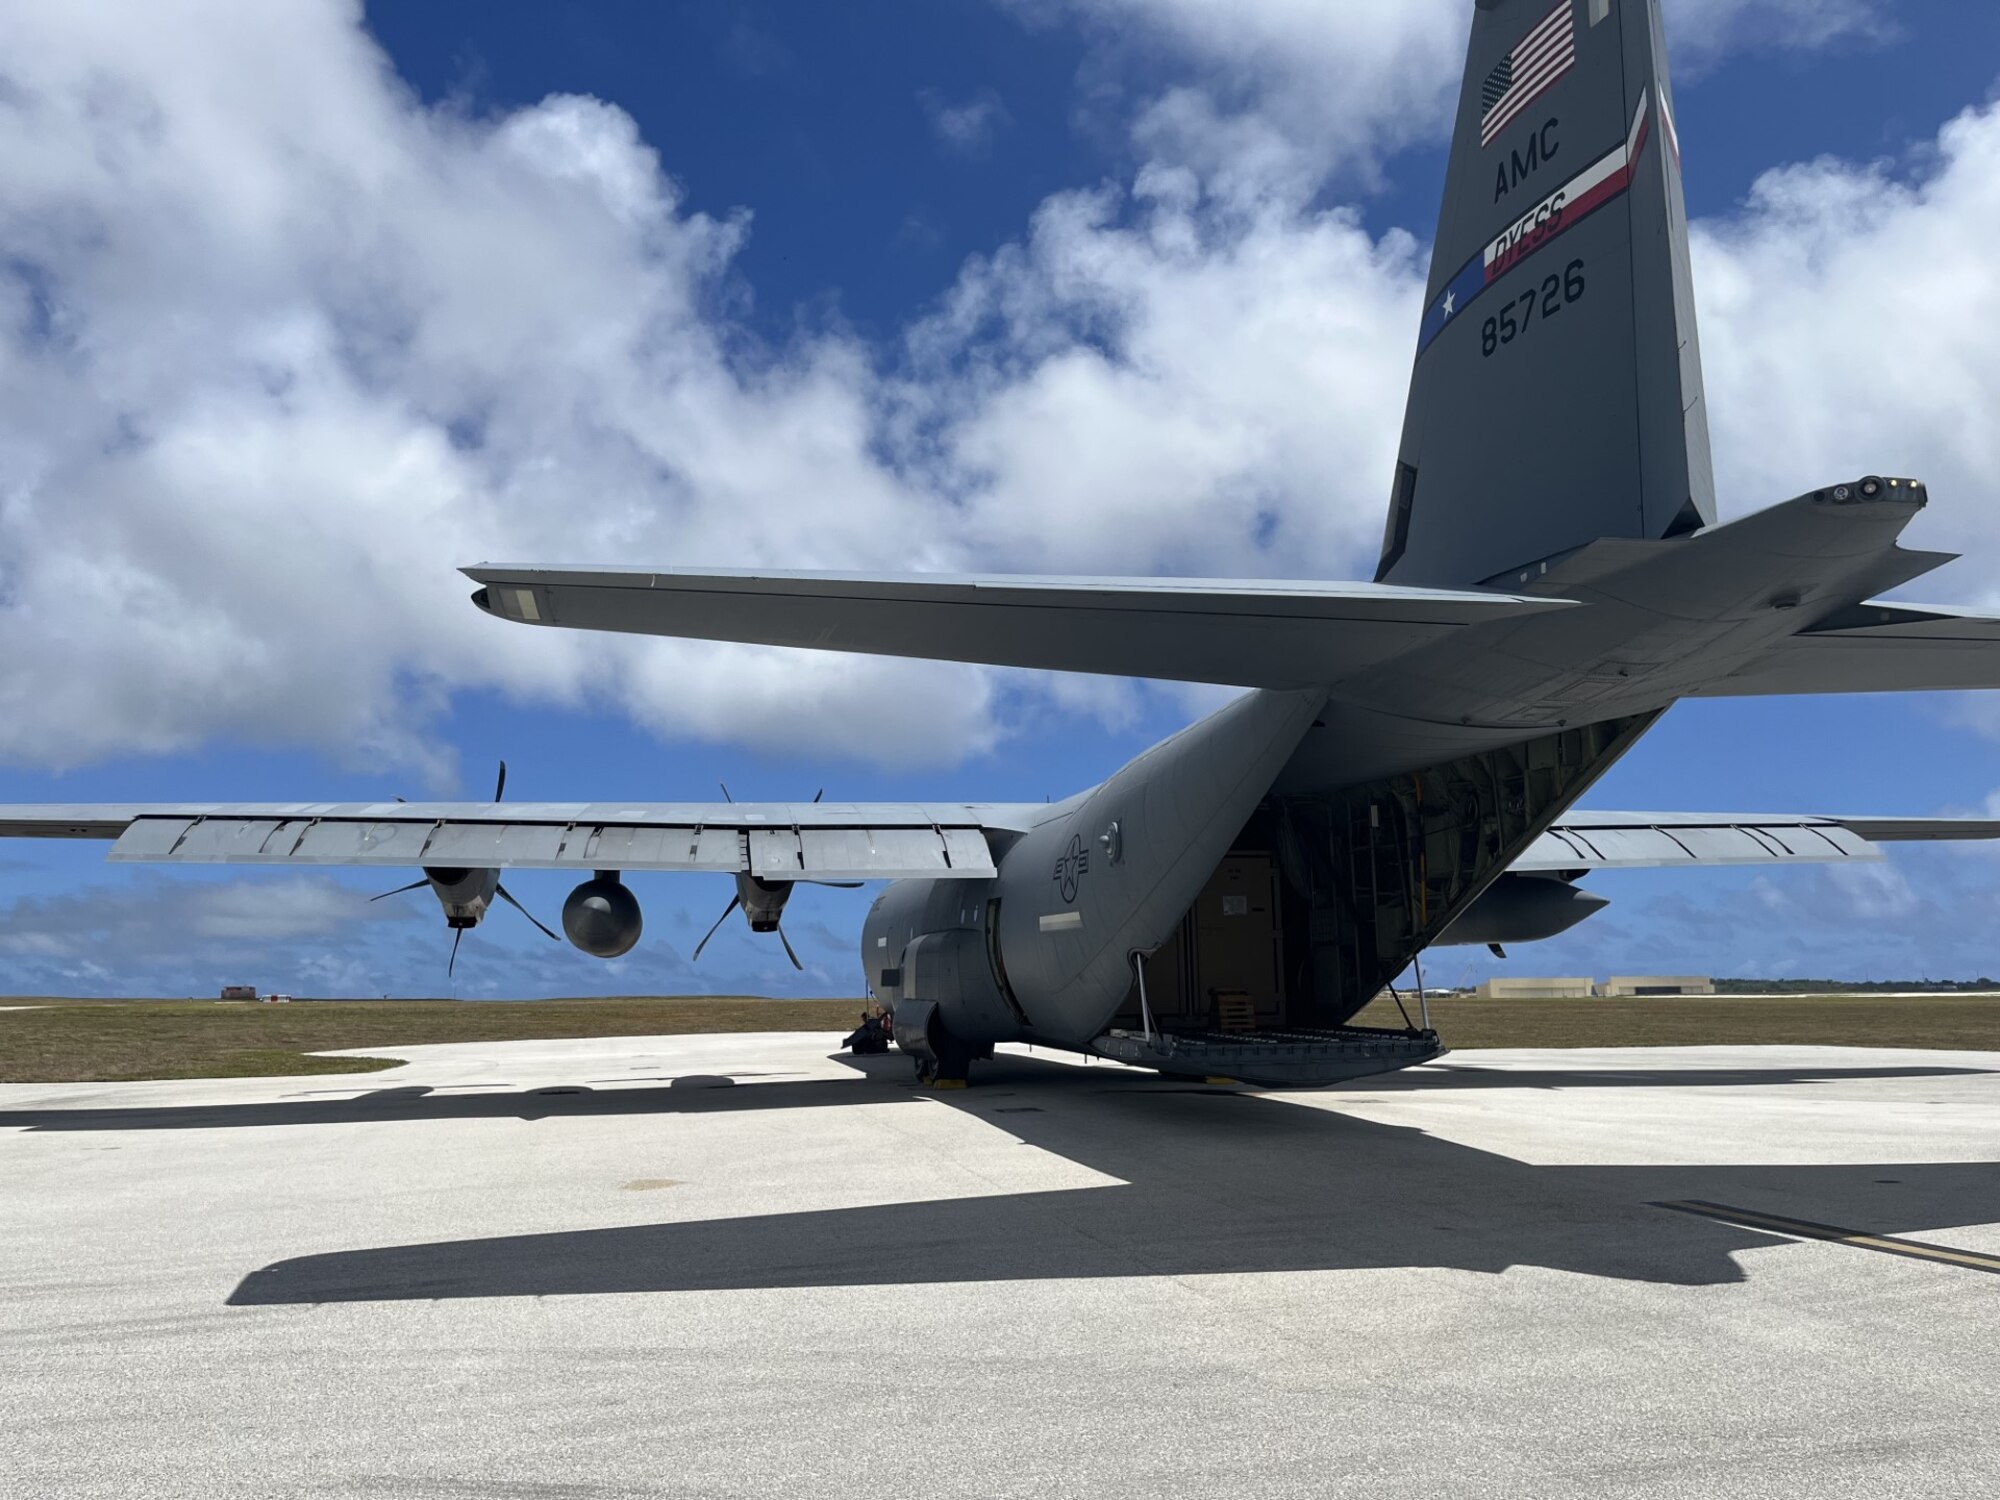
7,0,2000,1086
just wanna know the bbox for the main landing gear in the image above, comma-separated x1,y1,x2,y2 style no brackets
912,1035,980,1090
890,1001,990,1089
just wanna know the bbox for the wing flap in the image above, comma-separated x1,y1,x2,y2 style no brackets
1515,813,1881,871
581,824,741,871
418,822,571,865
106,815,995,880
110,818,199,859
746,827,803,878
462,565,1575,688
294,819,437,862
1519,808,2000,872
7,800,1027,880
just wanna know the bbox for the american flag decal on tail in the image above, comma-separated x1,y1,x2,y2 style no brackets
1480,2,1577,148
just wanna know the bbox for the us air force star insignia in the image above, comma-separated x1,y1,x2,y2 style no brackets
1443,290,1456,316
1053,834,1090,904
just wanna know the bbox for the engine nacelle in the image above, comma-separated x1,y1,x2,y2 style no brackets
1437,873,1609,947
736,874,792,932
423,866,499,929
562,873,643,958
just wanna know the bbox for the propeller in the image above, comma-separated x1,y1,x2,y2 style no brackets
692,894,744,965
372,759,558,972
687,893,801,970
494,882,560,942
696,788,868,976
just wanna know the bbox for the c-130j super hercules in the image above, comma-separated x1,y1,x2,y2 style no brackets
7,0,2000,1086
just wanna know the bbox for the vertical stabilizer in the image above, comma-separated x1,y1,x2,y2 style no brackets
1378,0,1716,587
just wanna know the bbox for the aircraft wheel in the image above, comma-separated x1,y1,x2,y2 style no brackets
914,1039,973,1089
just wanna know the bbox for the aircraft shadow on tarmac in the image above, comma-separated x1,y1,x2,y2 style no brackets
38,1052,1956,1305
0,1058,1981,1136
5,1055,1992,1301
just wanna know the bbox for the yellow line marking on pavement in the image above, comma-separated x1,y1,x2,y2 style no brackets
1654,1199,2000,1275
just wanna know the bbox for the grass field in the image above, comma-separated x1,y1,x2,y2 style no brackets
0,997,872,1084
1,992,1994,1084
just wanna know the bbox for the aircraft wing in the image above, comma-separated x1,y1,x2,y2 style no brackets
10,802,1997,880
0,801,1052,880
1692,603,2000,697
1516,810,2000,872
460,566,1575,688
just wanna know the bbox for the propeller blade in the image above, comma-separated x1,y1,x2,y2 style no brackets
717,780,733,803
494,759,508,803
448,927,465,977
812,788,824,803
691,895,740,963
777,922,802,971
803,880,864,889
495,883,559,942
370,877,430,902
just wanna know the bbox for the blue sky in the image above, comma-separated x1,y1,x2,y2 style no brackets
4,0,2000,997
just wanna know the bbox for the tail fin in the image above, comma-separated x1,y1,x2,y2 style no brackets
1377,0,1716,587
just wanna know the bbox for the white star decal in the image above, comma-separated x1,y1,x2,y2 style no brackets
1442,290,1457,316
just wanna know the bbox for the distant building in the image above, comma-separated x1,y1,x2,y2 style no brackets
219,985,256,1001
1600,976,1715,997
1475,977,1594,999
262,994,293,1004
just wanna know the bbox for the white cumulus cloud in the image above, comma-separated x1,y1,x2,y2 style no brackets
0,0,991,784
0,0,1985,807
904,174,1422,575
994,0,1896,194
1669,0,1893,58
1694,100,2000,550
0,872,405,962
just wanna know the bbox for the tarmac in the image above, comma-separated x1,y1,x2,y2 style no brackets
3,1032,1997,1499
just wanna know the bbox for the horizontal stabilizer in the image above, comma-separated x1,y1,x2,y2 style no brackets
1695,602,2000,697
462,566,1573,687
